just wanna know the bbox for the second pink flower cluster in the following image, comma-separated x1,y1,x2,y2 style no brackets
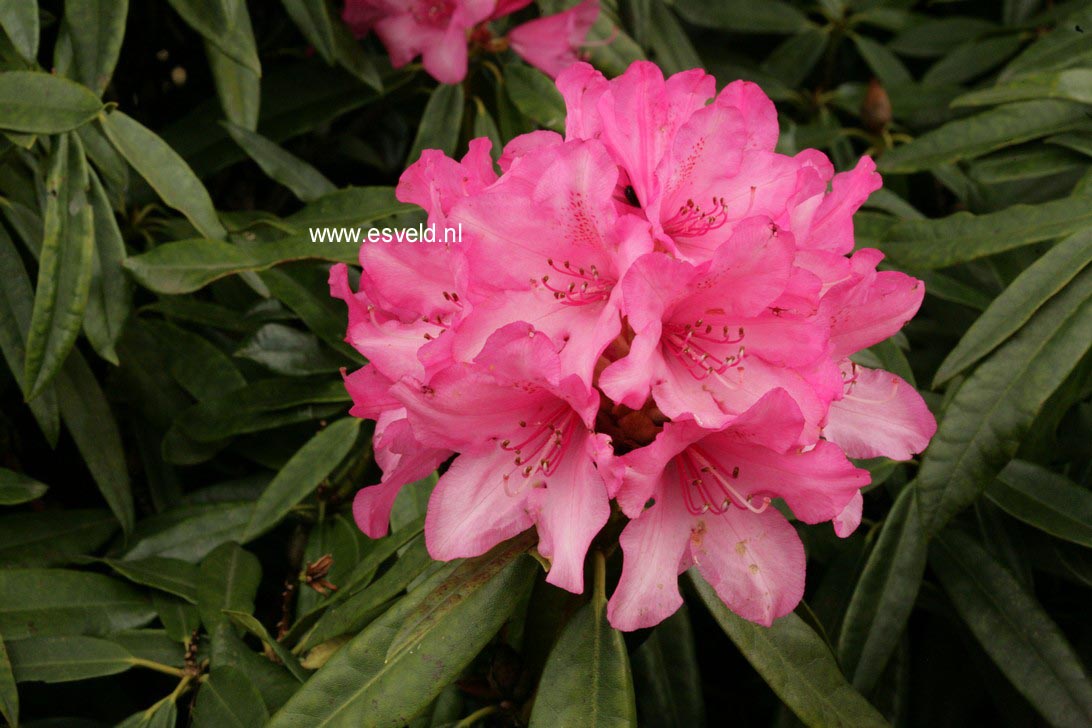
343,0,599,83
331,61,937,631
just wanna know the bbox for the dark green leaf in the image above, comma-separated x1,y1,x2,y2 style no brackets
915,266,1092,535
196,542,262,630
0,72,102,133
407,83,465,163
281,0,336,63
0,631,15,728
934,230,1092,384
631,606,705,728
647,0,702,75
955,69,1092,107
837,488,927,694
670,0,809,33
54,348,135,533
243,418,361,540
0,2,38,61
762,28,830,88
117,699,177,728
24,132,94,399
1000,9,1092,80
193,665,270,728
224,122,336,202
223,611,308,682
236,322,345,375
504,64,565,133
83,168,131,364
207,42,260,132
60,0,129,95
0,226,60,444
852,34,912,86
690,571,888,727
99,111,227,240
878,101,1088,173
0,468,48,505
530,554,636,727
268,554,536,727
922,35,1023,86
931,530,1092,726
0,509,116,567
889,17,995,58
881,192,1092,269
987,460,1092,548
0,569,154,639
167,0,259,73
7,635,133,683
151,593,201,643
104,557,200,603
122,502,255,562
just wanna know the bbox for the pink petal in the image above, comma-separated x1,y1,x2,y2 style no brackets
606,485,693,631
421,26,470,85
692,505,805,626
824,362,936,460
508,0,599,79
715,80,780,153
528,429,610,592
833,490,863,538
424,448,536,560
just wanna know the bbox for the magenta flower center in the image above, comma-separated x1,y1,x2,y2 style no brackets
662,197,730,238
411,0,456,27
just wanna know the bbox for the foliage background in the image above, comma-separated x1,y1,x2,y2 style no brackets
0,0,1090,726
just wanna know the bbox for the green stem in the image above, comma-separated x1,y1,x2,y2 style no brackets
455,705,499,728
127,657,187,678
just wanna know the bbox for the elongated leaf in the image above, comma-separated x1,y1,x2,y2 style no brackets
223,611,307,681
299,536,434,650
881,192,1092,269
123,502,255,562
244,418,360,540
173,378,348,442
124,236,356,295
0,72,102,133
152,593,200,642
144,320,246,400
670,0,808,33
987,460,1092,548
286,185,409,228
282,0,335,63
0,468,47,505
258,268,358,357
60,0,128,95
196,542,261,631
24,132,94,399
117,699,177,728
7,635,133,683
762,28,830,88
268,554,536,727
931,530,1092,726
0,631,15,728
236,322,344,375
837,487,927,694
167,0,259,73
504,64,565,133
1000,9,1092,81
690,572,887,728
852,34,912,86
100,111,227,240
55,348,135,533
0,2,38,60
530,555,636,727
386,531,535,661
0,226,60,444
223,122,336,202
922,35,1023,86
915,266,1092,535
193,665,270,728
646,0,701,76
207,42,260,131
889,17,995,58
0,569,154,639
104,557,200,603
631,606,705,728
878,100,1087,173
954,68,1092,107
935,230,1092,384
83,168,130,364
294,514,372,619
209,621,299,713
0,509,116,567
407,83,465,163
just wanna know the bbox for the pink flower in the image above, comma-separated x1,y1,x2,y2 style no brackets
334,59,936,630
343,0,496,84
508,0,599,78
607,389,869,630
394,323,616,592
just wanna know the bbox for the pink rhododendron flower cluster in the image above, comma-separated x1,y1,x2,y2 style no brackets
342,0,599,83
331,60,937,631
